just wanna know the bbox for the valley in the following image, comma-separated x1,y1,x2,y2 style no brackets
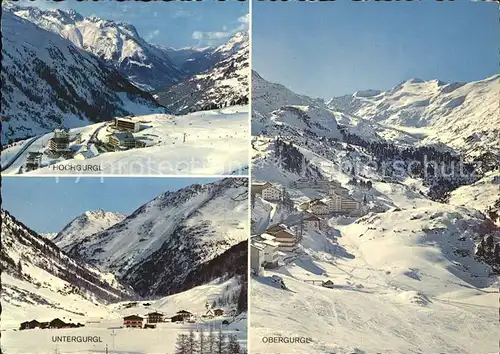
250,71,499,353
1,178,249,354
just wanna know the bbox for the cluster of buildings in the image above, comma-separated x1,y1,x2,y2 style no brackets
252,178,361,216
300,194,360,215
108,118,146,150
19,318,84,330
122,308,225,329
251,223,301,275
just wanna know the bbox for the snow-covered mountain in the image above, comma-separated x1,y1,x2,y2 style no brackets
61,178,248,297
1,11,164,143
155,32,249,114
1,210,133,325
53,210,126,251
252,71,424,147
327,75,500,159
6,4,184,91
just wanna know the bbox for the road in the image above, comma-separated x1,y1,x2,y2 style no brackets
1,136,40,172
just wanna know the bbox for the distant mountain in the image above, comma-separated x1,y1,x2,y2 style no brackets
7,4,184,91
1,210,133,317
1,11,164,143
155,32,249,114
252,71,420,147
327,75,500,159
62,178,249,297
53,210,126,251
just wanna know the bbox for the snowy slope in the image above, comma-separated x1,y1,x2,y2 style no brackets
1,210,133,330
62,178,248,296
155,32,249,114
449,170,500,221
2,105,249,176
253,71,426,148
251,204,499,353
328,75,500,158
2,279,247,354
1,11,164,143
7,4,184,91
53,210,126,251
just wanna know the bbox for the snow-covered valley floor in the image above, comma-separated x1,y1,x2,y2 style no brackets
251,210,498,354
2,279,247,354
1,106,249,176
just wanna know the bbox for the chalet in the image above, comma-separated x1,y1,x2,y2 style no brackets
48,129,70,154
214,309,224,316
309,199,329,215
146,312,164,324
108,132,136,150
49,318,68,329
260,184,283,201
20,320,40,330
266,224,298,252
322,280,335,288
304,214,323,230
123,315,144,328
114,118,140,133
176,310,193,320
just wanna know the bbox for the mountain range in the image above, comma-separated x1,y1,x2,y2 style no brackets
2,178,249,321
1,4,249,142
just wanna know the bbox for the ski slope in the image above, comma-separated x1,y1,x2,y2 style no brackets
1,106,249,176
251,204,498,354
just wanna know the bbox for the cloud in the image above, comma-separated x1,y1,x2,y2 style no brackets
192,13,249,46
192,31,232,45
146,29,161,41
238,14,249,27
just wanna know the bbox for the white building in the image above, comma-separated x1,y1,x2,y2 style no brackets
114,118,140,133
325,194,343,213
250,243,264,276
251,233,281,274
261,184,283,201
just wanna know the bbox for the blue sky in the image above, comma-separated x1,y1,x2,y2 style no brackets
16,0,248,48
253,1,499,98
2,177,220,233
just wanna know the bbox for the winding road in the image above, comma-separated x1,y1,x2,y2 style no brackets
1,136,40,172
